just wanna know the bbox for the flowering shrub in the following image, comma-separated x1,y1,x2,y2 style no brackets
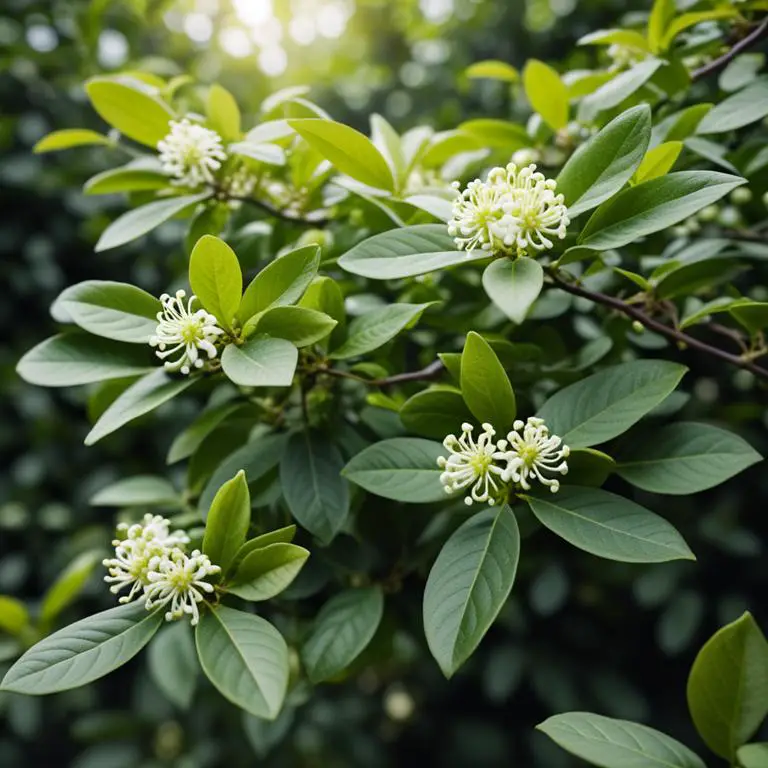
5,1,768,765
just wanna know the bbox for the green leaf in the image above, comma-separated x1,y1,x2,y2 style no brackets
338,224,471,280
229,140,286,166
207,83,240,141
280,432,349,544
687,612,768,760
148,622,198,709
578,29,651,51
329,303,432,360
524,486,695,563
84,161,168,195
424,505,520,677
196,606,289,720
662,10,736,50
616,422,761,495
39,551,101,626
189,235,242,329
739,744,768,768
633,141,682,184
537,360,686,447
90,475,179,507
482,258,543,324
301,588,384,683
250,306,337,347
579,172,744,250
289,118,394,191
221,336,298,388
0,603,163,694
33,129,111,153
17,334,152,387
647,0,675,53
459,119,530,150
95,193,211,252
565,448,616,488
460,332,516,430
731,302,768,335
371,113,406,187
0,597,29,636
557,104,651,217
537,712,706,768
228,543,309,601
85,370,194,446
202,470,251,573
342,437,445,503
466,60,519,82
523,60,569,132
167,403,242,464
53,280,161,343
661,104,713,142
85,76,174,147
239,245,320,322
696,80,768,134
400,388,474,440
298,276,346,348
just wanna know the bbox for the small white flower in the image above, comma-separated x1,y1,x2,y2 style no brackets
607,43,647,72
511,148,540,166
158,118,228,188
103,514,190,603
144,549,221,626
447,176,513,254
438,422,508,506
149,289,225,375
500,417,570,493
223,164,257,209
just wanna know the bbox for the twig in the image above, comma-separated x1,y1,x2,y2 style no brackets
211,185,330,226
691,17,768,82
319,359,446,388
547,269,768,381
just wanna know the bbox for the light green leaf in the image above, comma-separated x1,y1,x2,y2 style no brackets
202,470,251,573
85,77,174,147
280,432,349,544
17,334,151,387
739,744,768,768
342,437,445,503
221,336,298,388
459,118,530,149
647,0,675,53
0,603,162,694
229,140,286,165
371,113,406,187
84,160,168,195
523,60,569,131
298,276,346,348
95,192,211,252
579,59,663,123
228,543,309,601
466,60,519,82
537,360,686,447
633,141,682,184
579,172,744,250
524,486,695,563
33,129,111,153
329,303,432,360
39,551,102,626
557,104,652,217
0,597,29,636
662,10,736,50
148,622,198,709
85,370,194,446
616,422,761,494
461,332,516,430
400,388,474,440
538,712,706,768
289,118,394,191
731,301,768,335
53,280,160,343
578,29,652,52
207,83,240,141
250,306,337,347
339,224,471,280
196,606,289,720
697,80,768,134
90,475,179,507
482,258,543,324
189,235,242,329
301,587,384,683
687,612,768,760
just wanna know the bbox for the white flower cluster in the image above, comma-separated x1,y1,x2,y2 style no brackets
149,290,225,375
158,118,228,188
448,163,569,257
103,514,220,626
438,418,570,505
222,164,257,209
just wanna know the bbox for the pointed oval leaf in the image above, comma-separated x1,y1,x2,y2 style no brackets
39,551,102,626
633,140,683,184
424,505,520,677
400,388,474,440
229,543,309,601
221,336,298,388
90,475,179,507
148,622,198,709
250,306,337,348
482,258,544,324
466,60,519,82
207,83,241,141
738,744,768,768
697,80,768,135
523,60,569,131
33,129,111,153
461,332,516,430
189,235,242,329
202,470,251,573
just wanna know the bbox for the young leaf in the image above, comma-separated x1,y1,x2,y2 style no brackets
537,712,706,768
459,119,531,149
221,336,298,388
0,597,29,636
423,505,520,677
400,388,474,440
202,470,251,573
524,486,695,563
647,0,675,52
460,332,517,430
90,475,180,507
537,361,687,447
466,60,519,82
371,113,406,187
196,606,289,720
298,276,346,348
633,141,682,184
279,432,349,544
33,129,112,153
523,60,569,132
301,587,384,683
148,622,198,709
1,603,163,694
342,437,445,503
39,551,102,626
556,104,651,217
687,612,768,760
234,526,297,564
189,235,242,330
616,422,761,494
84,159,168,195
482,258,544,324
228,543,310,601
207,83,241,141
249,306,337,347
338,224,471,280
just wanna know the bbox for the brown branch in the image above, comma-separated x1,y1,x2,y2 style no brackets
691,17,768,82
547,269,768,381
210,185,330,226
319,359,446,388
